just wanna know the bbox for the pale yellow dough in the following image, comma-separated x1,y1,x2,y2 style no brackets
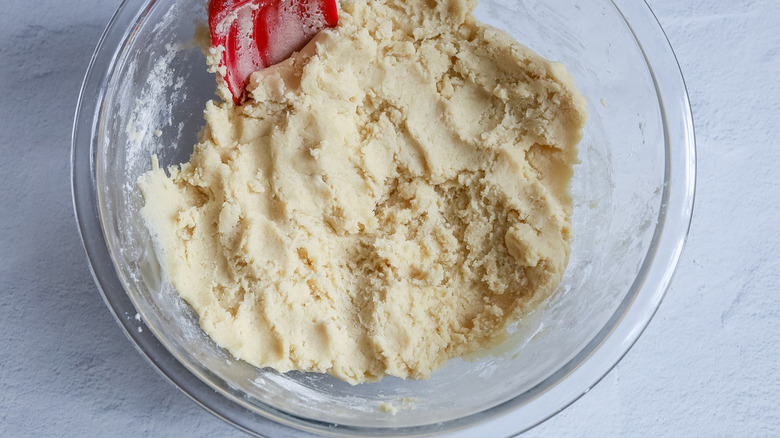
138,0,586,384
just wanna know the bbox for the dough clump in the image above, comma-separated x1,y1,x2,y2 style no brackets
139,0,586,384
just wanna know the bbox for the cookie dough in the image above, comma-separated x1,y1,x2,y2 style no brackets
138,0,586,384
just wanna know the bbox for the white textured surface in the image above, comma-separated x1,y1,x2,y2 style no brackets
1,0,778,436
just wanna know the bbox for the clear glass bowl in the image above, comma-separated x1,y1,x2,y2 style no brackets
72,0,695,436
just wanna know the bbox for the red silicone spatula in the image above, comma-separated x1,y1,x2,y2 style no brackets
209,0,339,104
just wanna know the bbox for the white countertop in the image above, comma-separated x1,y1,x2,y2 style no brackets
1,0,777,436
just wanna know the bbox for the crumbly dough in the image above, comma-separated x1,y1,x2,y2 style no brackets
138,0,586,384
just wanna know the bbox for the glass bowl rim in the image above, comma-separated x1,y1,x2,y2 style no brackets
71,0,696,435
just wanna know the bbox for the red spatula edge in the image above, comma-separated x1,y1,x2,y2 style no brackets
208,0,339,104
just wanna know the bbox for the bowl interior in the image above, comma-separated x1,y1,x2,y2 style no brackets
96,0,666,431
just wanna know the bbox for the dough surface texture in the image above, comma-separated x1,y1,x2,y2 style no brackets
139,0,587,384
